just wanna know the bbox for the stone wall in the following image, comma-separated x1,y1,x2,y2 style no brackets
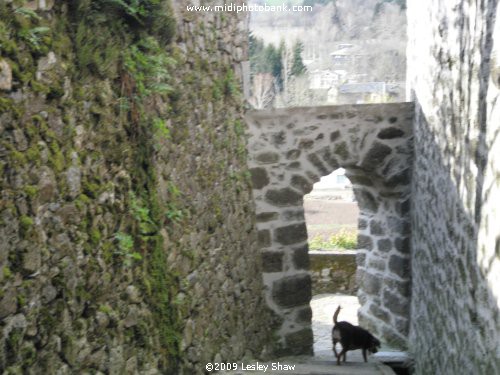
407,0,500,373
246,102,414,353
309,251,357,295
0,1,275,374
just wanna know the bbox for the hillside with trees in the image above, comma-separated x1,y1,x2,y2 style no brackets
248,0,407,107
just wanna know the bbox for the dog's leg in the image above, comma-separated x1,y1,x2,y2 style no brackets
337,348,346,365
332,340,338,359
342,351,347,362
362,349,367,362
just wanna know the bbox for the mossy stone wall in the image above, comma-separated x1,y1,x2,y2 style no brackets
0,1,275,373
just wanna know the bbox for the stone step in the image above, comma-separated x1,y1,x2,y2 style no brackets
215,356,396,375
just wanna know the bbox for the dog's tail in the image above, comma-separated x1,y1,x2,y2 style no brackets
333,305,341,324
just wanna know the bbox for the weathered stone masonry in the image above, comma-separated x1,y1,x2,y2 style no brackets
246,103,414,353
0,1,275,374
407,0,500,373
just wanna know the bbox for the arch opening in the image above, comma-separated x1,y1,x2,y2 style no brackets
304,168,360,357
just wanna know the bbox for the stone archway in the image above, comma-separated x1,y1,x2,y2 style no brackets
245,102,414,354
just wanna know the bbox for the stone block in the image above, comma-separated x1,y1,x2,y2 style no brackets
286,149,301,160
257,230,271,247
377,127,405,139
283,210,305,221
318,146,338,169
358,218,368,229
261,251,283,272
394,237,410,254
330,130,341,142
349,175,374,186
386,168,411,186
334,142,349,160
357,235,373,250
0,59,12,91
361,142,392,170
307,154,329,175
355,190,379,212
255,152,279,164
362,272,382,295
22,247,41,273
291,175,312,194
377,238,393,252
368,257,386,272
272,274,312,308
381,326,407,349
250,167,269,189
383,289,409,317
298,139,314,149
265,188,302,207
286,161,301,170
256,212,279,223
284,328,314,355
389,254,410,279
295,306,312,323
395,198,411,215
356,252,366,265
385,279,410,298
0,288,17,319
275,223,308,245
292,246,309,270
271,131,286,146
369,303,391,323
370,220,385,235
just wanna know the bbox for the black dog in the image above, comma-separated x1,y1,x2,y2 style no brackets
332,305,381,365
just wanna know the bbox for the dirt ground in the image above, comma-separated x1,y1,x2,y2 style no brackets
304,198,359,239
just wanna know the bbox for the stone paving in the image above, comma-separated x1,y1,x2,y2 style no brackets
215,355,395,375
216,294,397,375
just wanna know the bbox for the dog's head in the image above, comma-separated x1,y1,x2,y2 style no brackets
368,337,381,354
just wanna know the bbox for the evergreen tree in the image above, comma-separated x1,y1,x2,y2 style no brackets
291,41,306,77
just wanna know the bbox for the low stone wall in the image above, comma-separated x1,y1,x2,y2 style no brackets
309,251,358,295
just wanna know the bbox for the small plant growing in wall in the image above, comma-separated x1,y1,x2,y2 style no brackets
114,232,142,266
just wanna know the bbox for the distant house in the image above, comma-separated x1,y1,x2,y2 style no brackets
309,70,346,90
329,44,367,69
328,82,405,104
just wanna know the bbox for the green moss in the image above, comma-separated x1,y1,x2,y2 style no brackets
82,181,100,198
23,185,38,198
20,344,36,367
25,146,40,163
98,304,113,314
10,149,27,165
30,79,50,95
90,228,101,245
19,215,34,230
3,266,12,279
17,294,26,308
48,141,65,172
0,97,15,114
6,328,23,353
102,241,114,263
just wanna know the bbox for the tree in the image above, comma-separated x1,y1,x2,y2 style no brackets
291,41,306,76
249,73,275,109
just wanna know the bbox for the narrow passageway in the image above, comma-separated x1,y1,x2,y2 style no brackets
304,170,368,363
